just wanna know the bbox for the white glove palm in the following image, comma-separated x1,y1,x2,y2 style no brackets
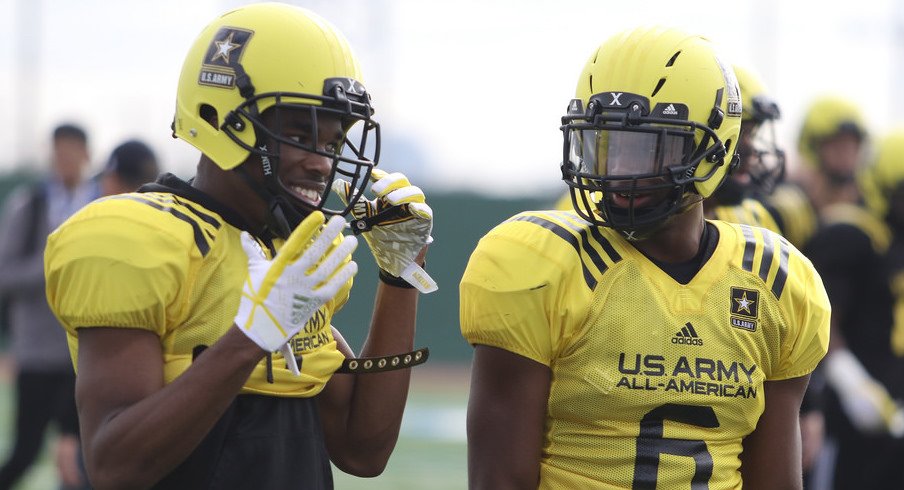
235,212,358,374
333,169,437,293
825,349,904,437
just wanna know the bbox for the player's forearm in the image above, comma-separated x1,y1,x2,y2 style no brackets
341,282,418,468
467,345,549,489
84,327,264,489
739,377,807,490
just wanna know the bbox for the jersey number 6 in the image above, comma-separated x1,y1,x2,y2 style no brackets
632,403,720,490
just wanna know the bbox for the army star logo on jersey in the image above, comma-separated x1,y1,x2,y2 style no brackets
730,287,759,331
198,27,254,89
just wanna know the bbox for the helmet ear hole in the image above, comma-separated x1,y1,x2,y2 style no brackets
200,104,219,129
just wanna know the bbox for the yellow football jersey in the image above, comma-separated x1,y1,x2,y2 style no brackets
767,184,819,249
45,186,351,397
460,210,830,489
712,198,782,235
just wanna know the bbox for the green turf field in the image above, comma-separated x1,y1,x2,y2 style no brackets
0,363,469,490
335,365,468,489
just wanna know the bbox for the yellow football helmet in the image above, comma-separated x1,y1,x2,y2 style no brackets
733,64,785,194
173,3,378,237
797,95,867,169
561,26,742,239
861,127,904,221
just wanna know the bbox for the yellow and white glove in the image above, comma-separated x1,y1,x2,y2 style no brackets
825,349,904,437
234,212,358,375
333,169,437,293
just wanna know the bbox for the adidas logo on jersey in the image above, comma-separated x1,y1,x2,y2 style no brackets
662,104,679,116
672,322,703,346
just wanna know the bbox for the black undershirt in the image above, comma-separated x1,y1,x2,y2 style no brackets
641,222,720,285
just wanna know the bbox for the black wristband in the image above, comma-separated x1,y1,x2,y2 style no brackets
378,261,426,289
378,268,416,288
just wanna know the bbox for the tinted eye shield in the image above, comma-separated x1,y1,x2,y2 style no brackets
561,112,727,191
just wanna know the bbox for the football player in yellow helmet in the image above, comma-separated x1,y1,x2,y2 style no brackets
805,126,904,489
796,95,869,212
44,4,434,488
868,128,904,358
462,26,830,489
704,64,785,233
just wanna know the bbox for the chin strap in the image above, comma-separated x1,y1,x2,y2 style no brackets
234,164,301,239
327,347,429,374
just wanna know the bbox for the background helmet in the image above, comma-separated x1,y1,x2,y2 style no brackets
797,95,867,169
561,26,742,239
733,64,785,195
861,127,904,224
174,3,379,237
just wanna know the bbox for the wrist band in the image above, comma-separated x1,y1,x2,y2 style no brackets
379,268,416,288
331,347,430,374
378,260,426,289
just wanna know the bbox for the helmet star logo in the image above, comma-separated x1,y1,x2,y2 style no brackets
734,291,755,314
212,32,241,64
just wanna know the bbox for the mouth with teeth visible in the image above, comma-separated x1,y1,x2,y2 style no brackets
284,180,326,206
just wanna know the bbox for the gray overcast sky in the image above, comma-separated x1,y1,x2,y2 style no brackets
1,0,901,196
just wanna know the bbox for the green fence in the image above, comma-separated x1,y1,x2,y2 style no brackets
333,192,550,362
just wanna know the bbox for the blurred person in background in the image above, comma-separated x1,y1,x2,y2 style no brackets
796,96,869,213
462,26,830,489
765,96,869,252
804,124,904,489
98,139,161,196
0,123,96,490
704,64,785,232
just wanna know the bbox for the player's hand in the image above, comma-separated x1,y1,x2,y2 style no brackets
333,169,437,293
825,349,904,437
234,212,358,372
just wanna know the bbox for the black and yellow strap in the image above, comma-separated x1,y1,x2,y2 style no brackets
331,347,429,374
349,203,411,234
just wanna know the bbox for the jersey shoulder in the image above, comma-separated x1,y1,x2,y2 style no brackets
820,202,891,254
766,183,818,249
714,221,830,378
460,210,624,365
470,209,626,291
713,220,822,302
712,198,782,235
45,192,231,333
